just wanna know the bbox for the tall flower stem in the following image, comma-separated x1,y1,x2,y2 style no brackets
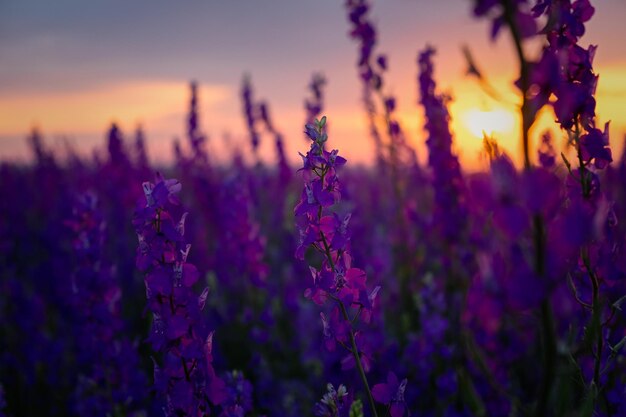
320,228,378,417
581,248,603,389
295,116,380,417
502,0,531,170
502,2,557,415
339,301,378,417
574,121,604,398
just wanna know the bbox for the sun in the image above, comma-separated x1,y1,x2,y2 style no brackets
462,108,516,138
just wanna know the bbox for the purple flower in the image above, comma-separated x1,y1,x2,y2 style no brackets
537,131,556,168
580,121,612,169
187,81,208,163
418,46,468,242
294,117,382,417
305,73,327,127
314,384,349,417
134,173,225,415
66,192,147,416
472,0,536,40
372,372,407,417
241,75,261,152
220,371,254,416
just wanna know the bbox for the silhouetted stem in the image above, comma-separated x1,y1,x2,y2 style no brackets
503,0,531,170
338,301,379,417
582,249,603,391
502,2,557,415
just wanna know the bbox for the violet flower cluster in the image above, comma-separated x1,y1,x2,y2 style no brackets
295,117,378,332
418,47,468,243
134,173,225,416
2,2,626,417
305,73,327,128
187,81,209,164
66,192,147,416
345,0,409,171
295,116,404,417
241,76,261,154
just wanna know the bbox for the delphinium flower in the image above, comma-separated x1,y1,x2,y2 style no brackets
175,81,219,275
187,81,209,164
241,75,261,156
28,127,57,169
537,131,556,168
2,129,82,414
305,73,327,130
3,134,60,414
295,116,385,417
469,4,563,416
100,123,147,313
239,77,294,248
134,124,151,177
134,173,225,416
344,0,413,173
416,46,492,416
66,192,147,416
258,101,292,185
345,0,421,333
371,373,407,417
463,152,566,416
471,0,536,41
219,371,254,417
532,0,610,185
532,3,624,413
217,169,269,290
313,383,349,417
107,123,132,169
418,47,474,412
418,46,468,244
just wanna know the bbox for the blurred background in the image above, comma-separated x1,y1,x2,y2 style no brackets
1,0,625,169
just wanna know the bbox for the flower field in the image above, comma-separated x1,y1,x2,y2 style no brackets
1,1,625,416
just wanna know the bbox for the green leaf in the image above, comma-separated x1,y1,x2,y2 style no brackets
349,399,364,417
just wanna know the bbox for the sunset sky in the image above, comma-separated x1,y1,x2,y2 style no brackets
1,0,625,169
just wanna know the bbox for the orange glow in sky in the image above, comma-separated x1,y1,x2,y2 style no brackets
0,1,625,170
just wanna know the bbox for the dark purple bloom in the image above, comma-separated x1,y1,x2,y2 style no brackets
472,0,536,40
418,46,468,242
305,72,327,127
66,192,147,416
220,371,254,417
241,75,261,152
134,173,226,416
314,384,348,417
580,121,612,169
372,372,407,417
187,81,209,163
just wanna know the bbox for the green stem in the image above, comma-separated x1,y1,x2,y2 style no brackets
338,301,379,417
502,2,558,414
574,123,591,198
534,203,557,417
581,249,603,391
575,120,604,401
315,169,378,417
